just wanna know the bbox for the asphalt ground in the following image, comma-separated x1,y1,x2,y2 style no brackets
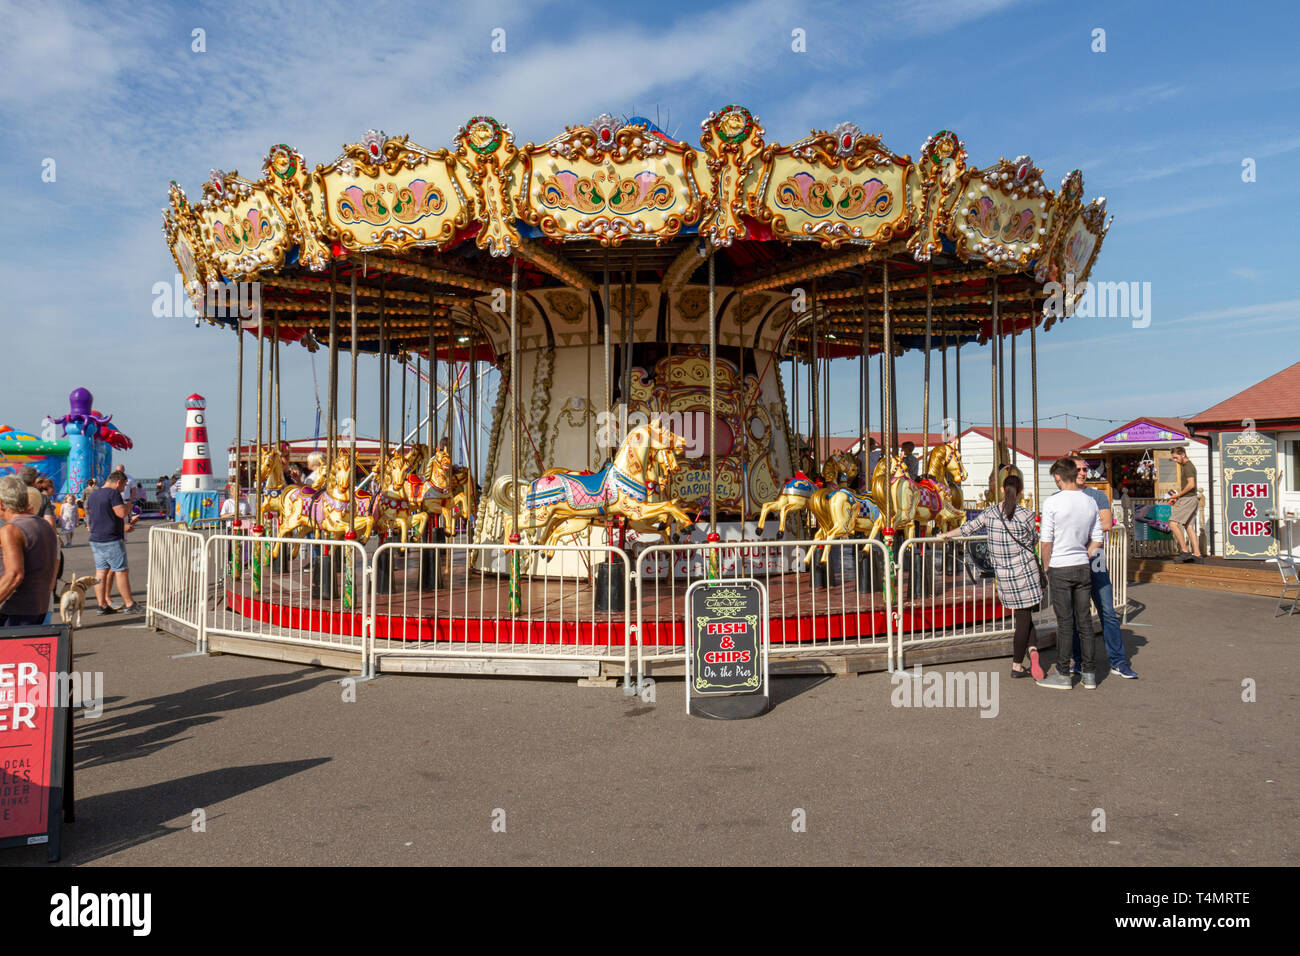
3,532,1296,867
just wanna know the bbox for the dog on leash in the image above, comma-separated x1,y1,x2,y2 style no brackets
59,575,98,630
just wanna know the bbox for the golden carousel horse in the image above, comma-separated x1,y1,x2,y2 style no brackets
867,440,968,545
757,451,861,540
404,443,477,540
255,444,291,528
368,446,423,542
490,420,691,550
272,451,376,556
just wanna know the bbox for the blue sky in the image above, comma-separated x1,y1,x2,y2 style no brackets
2,0,1297,474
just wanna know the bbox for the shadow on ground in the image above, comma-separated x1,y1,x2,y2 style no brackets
74,668,338,770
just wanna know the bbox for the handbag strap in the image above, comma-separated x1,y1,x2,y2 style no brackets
994,506,1038,559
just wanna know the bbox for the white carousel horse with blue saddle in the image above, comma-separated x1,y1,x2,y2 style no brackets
490,420,692,551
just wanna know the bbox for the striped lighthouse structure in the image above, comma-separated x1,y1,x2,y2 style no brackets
175,393,221,525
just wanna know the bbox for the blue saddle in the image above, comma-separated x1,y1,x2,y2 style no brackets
567,463,612,496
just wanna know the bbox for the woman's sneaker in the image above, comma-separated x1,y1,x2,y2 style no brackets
1082,672,1098,689
1110,663,1139,679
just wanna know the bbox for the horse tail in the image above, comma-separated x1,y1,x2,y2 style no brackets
491,475,528,512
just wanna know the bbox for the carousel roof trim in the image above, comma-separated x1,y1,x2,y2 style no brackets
163,108,1111,360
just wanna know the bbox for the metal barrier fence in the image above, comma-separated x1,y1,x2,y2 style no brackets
145,523,1132,682
368,541,634,676
634,537,896,682
203,532,369,672
145,525,206,642
1106,524,1129,620
894,536,1015,662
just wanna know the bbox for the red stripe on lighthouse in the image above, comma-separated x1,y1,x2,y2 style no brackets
186,427,209,443
183,460,212,475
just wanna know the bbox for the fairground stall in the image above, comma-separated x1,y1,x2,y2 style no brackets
148,108,1118,684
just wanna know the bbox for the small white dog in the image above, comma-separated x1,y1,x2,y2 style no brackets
59,575,98,630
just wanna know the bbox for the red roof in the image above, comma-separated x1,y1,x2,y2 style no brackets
962,426,1094,461
1186,360,1300,431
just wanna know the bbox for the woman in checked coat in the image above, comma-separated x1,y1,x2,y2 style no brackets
941,472,1045,679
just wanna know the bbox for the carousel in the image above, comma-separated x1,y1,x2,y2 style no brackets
160,107,1110,664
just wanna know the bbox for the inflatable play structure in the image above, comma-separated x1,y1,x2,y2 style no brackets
0,387,133,496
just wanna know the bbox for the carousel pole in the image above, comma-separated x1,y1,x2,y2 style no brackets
707,247,719,573
1031,314,1041,515
432,311,440,460
738,288,747,526
859,269,868,483
509,257,522,614
400,349,407,453
993,277,1004,478
251,302,265,593
811,279,820,472
956,336,962,456
881,260,894,535
603,252,612,448
271,315,282,543
379,275,388,484
586,296,592,469
989,278,1000,488
344,265,358,610
446,308,455,469
327,262,338,462
922,262,933,464
1011,313,1018,480
232,324,244,578
942,323,949,432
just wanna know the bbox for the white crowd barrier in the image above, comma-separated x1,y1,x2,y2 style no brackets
894,536,1017,663
634,537,896,681
145,525,206,642
203,532,369,671
143,522,1132,682
368,541,634,677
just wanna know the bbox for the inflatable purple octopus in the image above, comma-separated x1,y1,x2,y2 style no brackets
52,387,113,434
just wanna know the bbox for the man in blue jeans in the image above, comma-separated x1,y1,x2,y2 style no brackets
1070,456,1139,680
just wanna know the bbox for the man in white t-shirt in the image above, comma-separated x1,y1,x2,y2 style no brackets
1037,457,1104,690
1070,455,1138,680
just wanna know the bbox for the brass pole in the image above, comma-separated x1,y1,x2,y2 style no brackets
327,261,338,462
431,302,439,456
234,324,243,521
811,278,820,469
1031,314,1040,515
860,268,869,483
603,252,611,442
922,262,933,464
379,275,387,479
511,258,520,535
882,260,894,525
348,266,358,534
1011,314,1018,474
708,249,717,537
990,278,1000,481
254,306,264,525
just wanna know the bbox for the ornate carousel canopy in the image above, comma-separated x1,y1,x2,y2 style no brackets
162,107,1111,362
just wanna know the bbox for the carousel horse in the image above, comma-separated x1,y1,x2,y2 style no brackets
255,444,291,527
803,486,882,565
540,438,687,546
272,451,376,556
368,446,423,543
867,441,968,545
490,420,691,552
757,451,861,540
407,443,477,540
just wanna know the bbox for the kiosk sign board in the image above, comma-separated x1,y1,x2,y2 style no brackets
685,578,769,719
0,625,72,861
1221,429,1278,559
